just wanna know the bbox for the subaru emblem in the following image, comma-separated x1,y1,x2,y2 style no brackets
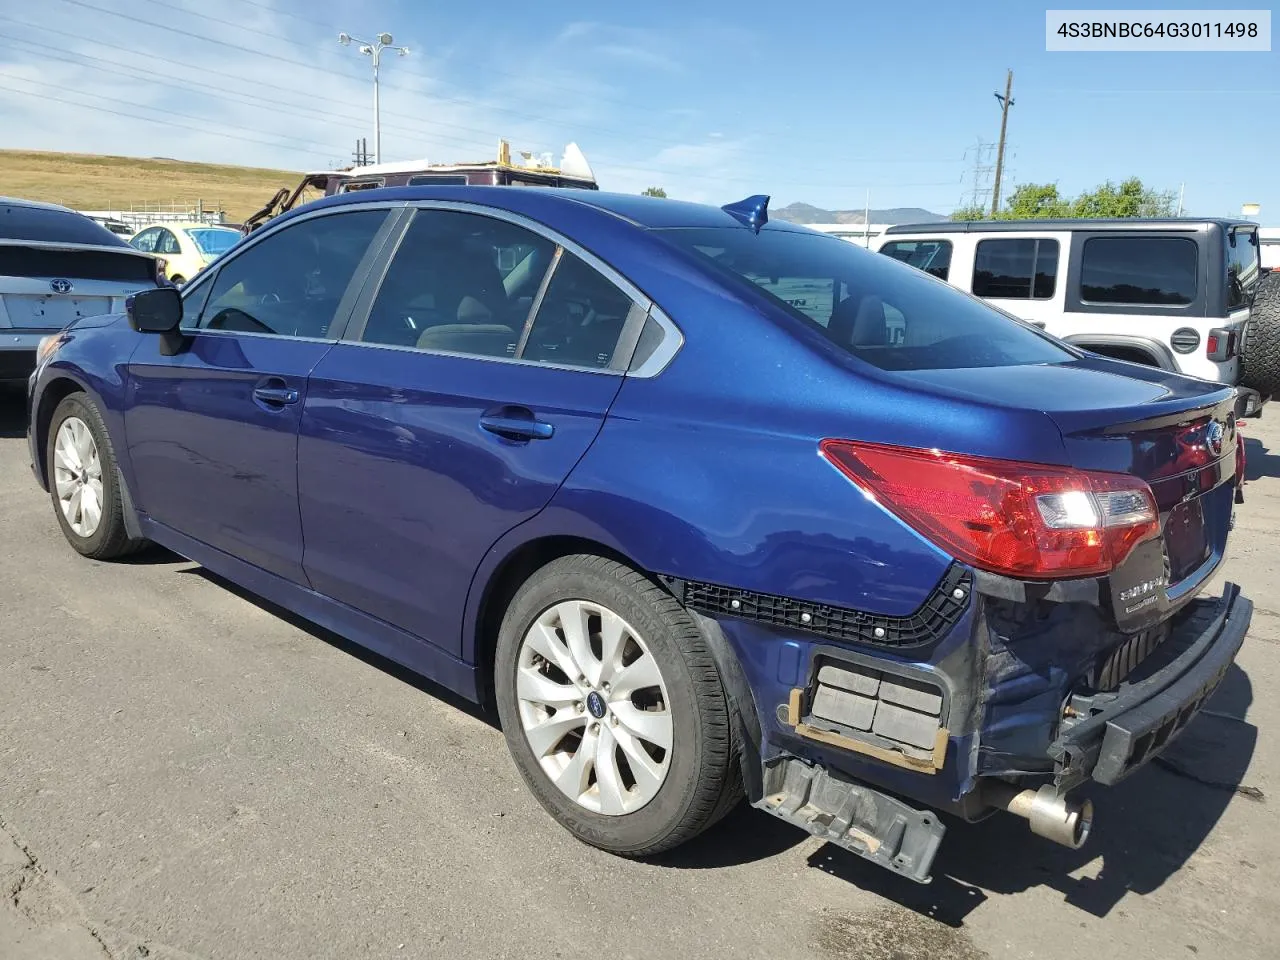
1206,419,1225,458
49,278,73,294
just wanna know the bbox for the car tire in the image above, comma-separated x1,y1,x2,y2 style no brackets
46,392,149,561
495,554,742,857
169,275,185,286
1241,270,1280,397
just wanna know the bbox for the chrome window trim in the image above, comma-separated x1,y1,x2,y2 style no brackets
404,199,653,311
628,306,683,379
172,197,686,375
338,335,626,377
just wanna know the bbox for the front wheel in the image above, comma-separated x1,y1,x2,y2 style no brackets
494,555,741,856
46,393,148,560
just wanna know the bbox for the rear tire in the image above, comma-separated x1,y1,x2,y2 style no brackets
46,393,148,560
494,554,741,856
1241,270,1280,396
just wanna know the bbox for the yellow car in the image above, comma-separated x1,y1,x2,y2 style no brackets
127,222,241,285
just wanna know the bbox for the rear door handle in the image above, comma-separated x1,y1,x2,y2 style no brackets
253,385,299,406
479,414,554,441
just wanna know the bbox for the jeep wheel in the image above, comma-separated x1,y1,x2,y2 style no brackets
494,555,741,856
1241,270,1280,396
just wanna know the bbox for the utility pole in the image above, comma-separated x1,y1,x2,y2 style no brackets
352,138,371,167
338,31,409,164
990,69,1014,216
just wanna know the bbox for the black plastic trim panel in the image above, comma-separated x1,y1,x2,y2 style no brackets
665,563,972,649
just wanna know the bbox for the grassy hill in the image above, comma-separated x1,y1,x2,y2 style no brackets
0,150,304,222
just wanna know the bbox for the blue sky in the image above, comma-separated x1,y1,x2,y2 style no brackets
0,0,1272,218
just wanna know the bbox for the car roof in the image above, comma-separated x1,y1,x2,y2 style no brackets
884,217,1256,235
279,185,817,233
0,195,77,214
133,221,239,231
1,197,133,248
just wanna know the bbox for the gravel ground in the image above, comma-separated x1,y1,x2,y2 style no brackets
1,390,1277,960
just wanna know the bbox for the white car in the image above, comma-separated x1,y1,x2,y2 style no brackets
1,197,165,384
877,218,1271,417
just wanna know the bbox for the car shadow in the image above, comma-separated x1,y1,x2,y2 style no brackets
178,565,499,729
167,546,1256,915
0,389,26,439
804,663,1258,925
1243,434,1280,482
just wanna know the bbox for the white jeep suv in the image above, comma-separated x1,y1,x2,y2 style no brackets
877,218,1272,417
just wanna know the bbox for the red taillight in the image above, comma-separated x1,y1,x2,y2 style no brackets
820,440,1159,580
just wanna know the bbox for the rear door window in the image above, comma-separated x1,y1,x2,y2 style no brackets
972,238,1059,299
360,209,556,355
657,227,1074,371
879,240,952,280
1080,236,1197,305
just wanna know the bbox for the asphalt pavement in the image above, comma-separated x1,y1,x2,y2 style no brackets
1,388,1278,960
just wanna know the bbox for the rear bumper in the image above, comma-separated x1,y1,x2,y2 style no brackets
1049,582,1250,788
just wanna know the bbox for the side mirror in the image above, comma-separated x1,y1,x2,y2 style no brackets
127,287,182,333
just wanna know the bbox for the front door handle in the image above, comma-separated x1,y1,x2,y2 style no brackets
479,414,554,441
253,385,299,406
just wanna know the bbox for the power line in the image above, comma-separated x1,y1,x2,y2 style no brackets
0,81,329,162
0,75,343,157
46,0,961,168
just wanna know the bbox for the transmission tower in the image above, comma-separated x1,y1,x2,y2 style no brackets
960,140,997,212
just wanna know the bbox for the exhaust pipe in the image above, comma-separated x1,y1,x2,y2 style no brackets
983,782,1093,849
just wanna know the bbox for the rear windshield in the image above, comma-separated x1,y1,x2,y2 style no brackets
656,227,1074,371
0,203,131,247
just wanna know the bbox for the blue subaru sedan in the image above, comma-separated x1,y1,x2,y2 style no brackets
26,187,1252,882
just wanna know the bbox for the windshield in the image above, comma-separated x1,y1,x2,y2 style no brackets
656,227,1075,371
188,228,240,257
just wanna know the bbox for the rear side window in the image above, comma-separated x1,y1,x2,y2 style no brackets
1227,229,1259,310
880,240,952,281
657,227,1074,372
972,238,1059,299
130,228,160,253
0,203,130,247
1080,237,1197,305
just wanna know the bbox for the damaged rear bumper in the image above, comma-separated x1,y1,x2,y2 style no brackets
1049,582,1251,788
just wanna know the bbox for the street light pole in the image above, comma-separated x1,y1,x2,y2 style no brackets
338,31,409,164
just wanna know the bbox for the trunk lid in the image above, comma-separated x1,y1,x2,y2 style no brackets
0,242,158,330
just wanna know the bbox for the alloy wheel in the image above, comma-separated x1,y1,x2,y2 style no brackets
53,417,105,538
516,599,674,815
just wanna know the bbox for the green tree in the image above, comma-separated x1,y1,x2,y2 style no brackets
995,183,1071,219
641,186,668,198
1071,177,1177,218
951,204,987,221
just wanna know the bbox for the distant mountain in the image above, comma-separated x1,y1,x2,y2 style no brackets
770,202,947,225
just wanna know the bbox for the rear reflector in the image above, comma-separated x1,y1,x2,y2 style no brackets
820,440,1159,580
